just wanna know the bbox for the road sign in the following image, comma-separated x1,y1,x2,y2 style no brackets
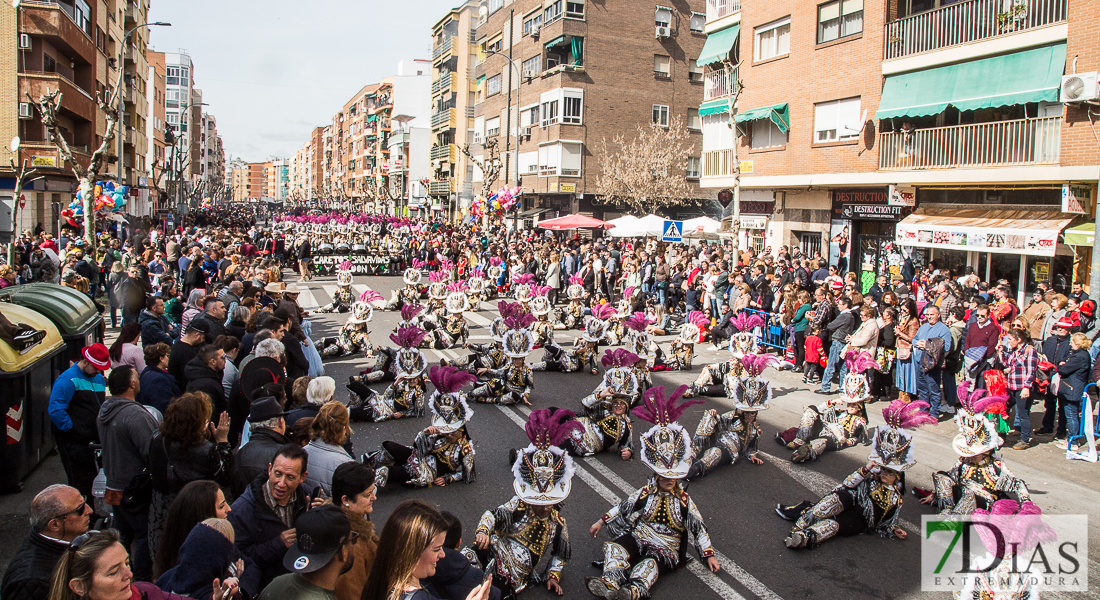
18,194,25,209
662,219,683,242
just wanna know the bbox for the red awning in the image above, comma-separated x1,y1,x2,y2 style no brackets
536,214,609,230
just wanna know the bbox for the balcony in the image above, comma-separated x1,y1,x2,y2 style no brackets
884,0,1067,60
703,67,737,101
430,179,456,195
431,144,457,163
878,116,1061,170
433,35,456,62
20,72,95,123
431,108,457,130
706,0,741,22
125,1,141,24
20,1,96,66
432,72,458,95
19,142,91,171
702,149,737,178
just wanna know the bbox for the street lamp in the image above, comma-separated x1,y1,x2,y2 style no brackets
485,32,524,232
116,21,170,192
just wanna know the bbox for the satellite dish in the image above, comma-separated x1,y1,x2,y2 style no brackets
479,4,488,16
13,0,20,8
842,109,869,134
10,136,20,152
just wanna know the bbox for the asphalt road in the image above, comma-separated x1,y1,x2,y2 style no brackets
2,272,1097,600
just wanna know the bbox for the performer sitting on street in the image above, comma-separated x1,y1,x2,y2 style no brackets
775,399,934,549
366,365,477,489
318,301,375,359
429,288,471,350
314,261,355,313
529,290,556,349
775,350,874,463
347,325,429,422
475,408,577,598
914,382,1031,515
424,271,450,318
384,264,423,311
687,354,777,479
561,274,587,329
556,368,637,460
472,316,536,406
531,314,604,375
467,274,488,312
655,311,707,372
689,344,744,398
586,385,720,600
588,349,643,408
729,312,765,356
443,317,509,373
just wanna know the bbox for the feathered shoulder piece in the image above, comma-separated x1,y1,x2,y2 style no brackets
843,350,879,374
400,303,423,322
360,289,383,303
740,353,779,378
882,399,937,430
513,273,535,285
390,325,427,349
730,312,764,332
601,348,639,368
633,385,701,426
446,280,469,293
622,312,650,332
591,303,617,321
688,311,709,328
428,270,447,283
504,313,536,330
525,408,583,450
956,380,1009,415
428,365,476,394
569,274,583,286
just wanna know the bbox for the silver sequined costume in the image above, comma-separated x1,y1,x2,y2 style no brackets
472,363,534,405
475,497,570,594
561,393,633,457
688,410,760,478
785,467,904,548
930,456,1031,516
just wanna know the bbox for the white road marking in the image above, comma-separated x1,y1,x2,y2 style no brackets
297,287,319,310
506,405,776,600
467,312,492,326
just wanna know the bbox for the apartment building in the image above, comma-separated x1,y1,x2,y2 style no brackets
429,1,481,213
146,50,166,208
471,0,710,222
699,0,1100,300
162,52,194,174
267,158,289,201
200,112,224,190
310,126,325,197
332,83,381,199
228,158,248,202
118,0,150,196
387,60,432,212
247,161,267,200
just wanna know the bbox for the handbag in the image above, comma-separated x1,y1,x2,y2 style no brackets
920,337,946,372
121,470,153,509
897,346,911,361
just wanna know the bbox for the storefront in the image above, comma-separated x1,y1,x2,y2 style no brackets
830,188,912,290
737,190,773,252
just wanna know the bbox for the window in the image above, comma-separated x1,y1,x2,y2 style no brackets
520,105,539,128
520,151,539,174
754,17,791,61
813,97,861,143
486,117,500,137
522,55,542,78
686,156,701,178
537,142,583,176
818,0,863,43
750,119,786,149
544,0,563,24
541,98,559,126
523,13,542,36
561,142,582,176
563,94,582,124
690,12,705,32
486,36,503,53
652,104,670,127
654,55,671,78
488,0,503,14
655,6,672,28
566,0,585,18
688,59,703,82
687,108,701,130
486,74,502,97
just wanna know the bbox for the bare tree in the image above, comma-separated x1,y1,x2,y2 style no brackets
28,72,122,246
6,154,41,263
460,137,502,194
594,117,704,215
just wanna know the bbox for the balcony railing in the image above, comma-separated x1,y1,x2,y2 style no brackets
884,0,1067,60
703,67,737,101
431,144,456,162
702,149,737,178
431,108,457,129
432,72,457,95
878,116,1061,170
706,0,741,22
430,179,455,195
432,35,455,61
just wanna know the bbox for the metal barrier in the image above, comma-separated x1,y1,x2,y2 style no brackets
740,308,789,351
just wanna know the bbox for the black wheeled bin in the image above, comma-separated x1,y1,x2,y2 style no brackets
0,303,66,493
0,283,104,365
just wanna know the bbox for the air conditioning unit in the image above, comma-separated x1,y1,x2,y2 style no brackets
521,126,533,137
18,34,31,49
656,26,671,39
530,25,541,39
1060,72,1100,103
18,103,31,119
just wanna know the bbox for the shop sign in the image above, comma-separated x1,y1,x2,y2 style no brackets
740,216,768,230
549,183,558,192
888,184,916,207
560,183,576,192
740,199,774,215
1062,183,1090,215
739,160,754,174
896,224,1058,257
841,204,905,220
31,156,56,167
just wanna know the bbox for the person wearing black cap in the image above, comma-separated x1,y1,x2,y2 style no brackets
169,319,211,391
234,397,291,497
257,506,355,600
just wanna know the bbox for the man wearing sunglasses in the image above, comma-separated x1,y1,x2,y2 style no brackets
1,484,92,600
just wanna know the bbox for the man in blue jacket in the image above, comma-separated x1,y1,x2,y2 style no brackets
914,305,954,418
229,443,311,589
48,343,110,502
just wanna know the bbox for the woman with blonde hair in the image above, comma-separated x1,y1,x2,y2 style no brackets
304,400,353,495
361,500,492,600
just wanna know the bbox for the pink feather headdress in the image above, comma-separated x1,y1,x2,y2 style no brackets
504,313,536,330
956,380,1010,415
622,312,651,332
389,325,427,349
446,280,469,293
490,257,503,267
730,312,764,332
843,350,879,375
601,348,639,368
525,408,584,450
412,259,426,269
740,353,779,378
632,385,702,426
568,274,583,286
428,271,447,283
497,300,523,319
591,303,617,321
513,273,535,285
400,303,423,322
688,311,709,328
359,289,383,303
338,260,352,270
622,286,636,299
972,500,1057,558
531,285,551,298
428,365,476,394
881,399,938,430
439,259,454,272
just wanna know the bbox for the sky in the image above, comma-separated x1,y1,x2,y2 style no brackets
147,0,463,163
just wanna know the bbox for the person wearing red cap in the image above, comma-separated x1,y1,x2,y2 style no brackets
48,343,111,501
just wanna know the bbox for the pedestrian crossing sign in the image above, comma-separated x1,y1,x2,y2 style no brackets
662,220,683,242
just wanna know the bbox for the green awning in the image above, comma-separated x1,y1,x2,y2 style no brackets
365,114,378,123
734,102,789,133
697,24,740,67
876,43,1067,120
699,98,731,117
1064,223,1095,246
544,35,566,48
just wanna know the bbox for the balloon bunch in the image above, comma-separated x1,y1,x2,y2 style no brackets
474,186,521,222
65,180,130,229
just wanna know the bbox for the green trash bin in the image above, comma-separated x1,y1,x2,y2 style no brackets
0,283,105,365
0,303,66,493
